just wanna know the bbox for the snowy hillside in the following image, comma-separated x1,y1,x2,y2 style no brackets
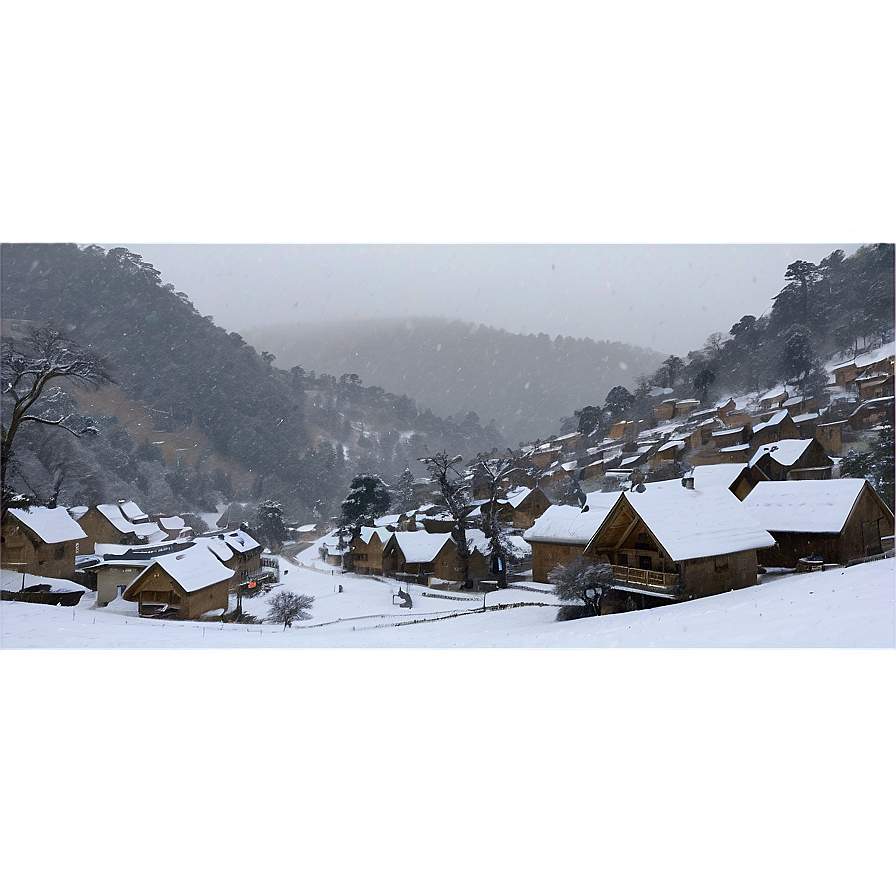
3,554,892,648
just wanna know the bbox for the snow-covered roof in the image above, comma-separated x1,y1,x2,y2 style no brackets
0,569,84,593
197,529,261,555
119,500,148,523
749,439,816,468
387,532,453,563
712,425,747,437
523,494,618,545
792,412,819,425
760,386,788,401
690,463,748,490
6,506,87,544
139,548,234,594
741,479,871,533
358,526,392,545
720,443,752,453
752,410,790,434
604,485,776,562
158,516,185,529
94,504,163,538
504,486,534,508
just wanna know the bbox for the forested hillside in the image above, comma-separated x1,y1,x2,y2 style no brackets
558,244,895,433
0,244,505,518
245,317,665,446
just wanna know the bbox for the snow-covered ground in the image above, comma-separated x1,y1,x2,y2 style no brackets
3,553,892,648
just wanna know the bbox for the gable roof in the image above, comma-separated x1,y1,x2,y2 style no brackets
6,506,87,544
749,439,818,468
523,493,618,545
751,409,791,435
126,546,234,596
94,503,164,540
119,500,149,523
740,479,881,533
591,484,775,562
690,463,750,490
196,529,261,555
385,531,454,563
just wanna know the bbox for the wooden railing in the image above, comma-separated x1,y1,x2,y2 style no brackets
611,565,679,594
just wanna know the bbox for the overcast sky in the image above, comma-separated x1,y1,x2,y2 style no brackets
113,243,865,356
8,8,889,364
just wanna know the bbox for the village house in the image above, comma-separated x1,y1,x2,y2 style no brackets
195,529,263,587
122,545,234,619
1,505,88,580
741,479,895,567
759,386,789,410
748,438,833,481
156,515,193,540
855,372,894,403
847,397,893,432
749,409,799,448
345,526,392,575
583,482,776,611
380,531,489,585
523,494,619,583
86,540,195,607
813,420,844,456
711,423,753,451
77,501,165,546
501,486,551,530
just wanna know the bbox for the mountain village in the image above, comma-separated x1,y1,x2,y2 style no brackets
3,334,893,643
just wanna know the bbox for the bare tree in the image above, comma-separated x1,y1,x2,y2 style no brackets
474,450,525,587
419,450,474,585
265,590,314,629
2,327,111,499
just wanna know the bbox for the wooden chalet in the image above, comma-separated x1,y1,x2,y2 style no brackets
741,479,895,567
77,501,164,546
86,540,194,607
583,482,776,611
122,545,233,619
759,387,788,410
523,494,619,583
1,506,87,580
814,420,844,456
749,410,799,448
380,532,489,585
855,372,894,403
195,529,263,588
847,397,894,431
748,438,833,481
476,486,552,531
346,526,392,575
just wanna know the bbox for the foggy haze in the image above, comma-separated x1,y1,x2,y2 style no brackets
104,244,863,357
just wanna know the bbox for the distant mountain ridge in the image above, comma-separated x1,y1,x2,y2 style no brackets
245,317,665,446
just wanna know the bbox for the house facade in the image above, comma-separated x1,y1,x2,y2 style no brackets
122,547,233,619
741,479,895,566
583,484,775,610
1,506,87,580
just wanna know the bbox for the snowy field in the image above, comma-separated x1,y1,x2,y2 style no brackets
2,553,893,648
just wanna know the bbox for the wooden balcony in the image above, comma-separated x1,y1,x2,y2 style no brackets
611,565,679,594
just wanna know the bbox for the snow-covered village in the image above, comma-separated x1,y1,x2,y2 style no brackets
2,243,894,649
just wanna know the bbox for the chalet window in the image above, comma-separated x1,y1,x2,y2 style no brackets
638,555,652,570
618,553,628,567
